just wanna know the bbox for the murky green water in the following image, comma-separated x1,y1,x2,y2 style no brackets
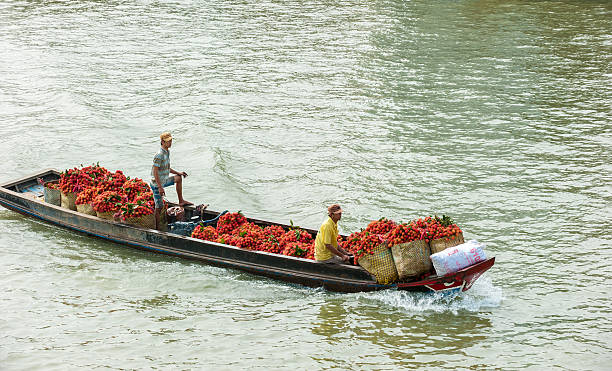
1,0,610,369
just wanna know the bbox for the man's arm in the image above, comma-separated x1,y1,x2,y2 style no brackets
337,246,350,255
325,243,349,262
169,168,187,177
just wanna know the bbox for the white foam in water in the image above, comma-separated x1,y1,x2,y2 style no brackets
354,275,503,314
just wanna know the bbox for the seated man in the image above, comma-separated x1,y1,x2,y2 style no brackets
150,132,192,230
314,204,352,264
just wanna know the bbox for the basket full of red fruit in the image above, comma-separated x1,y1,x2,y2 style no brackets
353,232,398,285
41,180,61,206
92,191,125,220
427,215,464,254
74,186,102,216
117,199,155,229
387,221,432,280
58,168,82,210
338,218,399,284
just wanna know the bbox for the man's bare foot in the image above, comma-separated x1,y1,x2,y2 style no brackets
179,200,193,207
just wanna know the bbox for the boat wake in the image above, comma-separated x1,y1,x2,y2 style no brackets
197,263,502,314
354,275,503,314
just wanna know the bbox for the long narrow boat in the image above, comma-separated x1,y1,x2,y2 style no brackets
0,169,494,293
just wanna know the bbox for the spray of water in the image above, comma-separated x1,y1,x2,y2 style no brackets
353,275,503,314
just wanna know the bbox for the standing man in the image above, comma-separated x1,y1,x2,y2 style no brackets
314,204,352,264
151,132,192,230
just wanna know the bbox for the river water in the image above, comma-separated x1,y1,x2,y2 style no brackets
1,1,610,369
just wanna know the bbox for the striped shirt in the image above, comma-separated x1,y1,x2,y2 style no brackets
151,147,170,184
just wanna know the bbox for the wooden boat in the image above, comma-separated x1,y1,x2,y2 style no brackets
0,169,495,293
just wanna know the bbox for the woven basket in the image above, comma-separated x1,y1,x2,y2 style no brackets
390,240,432,280
96,211,117,221
123,213,156,230
159,204,168,232
429,233,464,254
60,192,77,210
358,242,399,285
44,185,61,206
76,203,96,216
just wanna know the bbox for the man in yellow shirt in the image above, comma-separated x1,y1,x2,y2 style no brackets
314,204,352,263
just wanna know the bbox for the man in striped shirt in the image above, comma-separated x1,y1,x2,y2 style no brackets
151,132,192,229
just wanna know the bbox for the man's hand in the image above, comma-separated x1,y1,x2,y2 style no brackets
181,171,188,178
159,187,166,197
341,255,349,262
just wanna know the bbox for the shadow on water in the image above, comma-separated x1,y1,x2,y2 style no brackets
130,293,181,311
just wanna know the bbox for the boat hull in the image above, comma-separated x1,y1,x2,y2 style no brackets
396,257,495,293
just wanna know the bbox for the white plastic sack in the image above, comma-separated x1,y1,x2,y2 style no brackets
430,239,487,277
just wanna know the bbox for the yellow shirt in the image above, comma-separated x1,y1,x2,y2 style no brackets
314,217,338,261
